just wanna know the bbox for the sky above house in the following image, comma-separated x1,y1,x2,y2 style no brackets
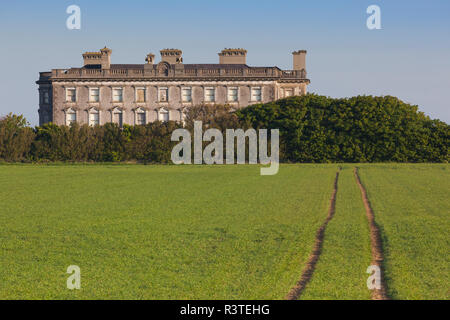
0,0,449,125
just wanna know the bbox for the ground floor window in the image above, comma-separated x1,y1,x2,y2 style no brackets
159,108,169,122
66,109,76,125
136,109,146,125
113,108,123,127
42,112,51,124
89,109,99,126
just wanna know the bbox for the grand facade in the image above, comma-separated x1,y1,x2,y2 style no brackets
36,47,309,126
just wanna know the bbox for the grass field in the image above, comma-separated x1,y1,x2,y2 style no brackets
0,164,448,299
300,166,372,300
358,164,450,300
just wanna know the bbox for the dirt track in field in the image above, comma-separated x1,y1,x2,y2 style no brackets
285,169,340,300
354,167,390,300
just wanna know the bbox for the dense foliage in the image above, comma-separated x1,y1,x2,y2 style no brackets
0,114,34,161
236,95,449,162
0,95,448,163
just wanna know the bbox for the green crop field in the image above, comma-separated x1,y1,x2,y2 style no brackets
357,164,450,300
300,166,372,300
0,164,448,300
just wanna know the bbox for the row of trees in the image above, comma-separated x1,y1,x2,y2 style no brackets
0,95,448,163
0,116,182,163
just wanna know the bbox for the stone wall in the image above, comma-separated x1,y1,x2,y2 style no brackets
46,81,286,126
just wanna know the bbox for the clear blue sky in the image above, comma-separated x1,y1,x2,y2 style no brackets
0,0,449,125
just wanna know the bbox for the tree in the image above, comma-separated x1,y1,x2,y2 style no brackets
0,113,35,161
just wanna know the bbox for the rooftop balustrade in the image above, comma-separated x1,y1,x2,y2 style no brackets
46,66,307,80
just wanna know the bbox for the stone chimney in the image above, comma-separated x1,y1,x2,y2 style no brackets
145,53,155,65
292,50,307,71
160,49,183,64
82,51,102,67
218,48,247,64
144,53,155,75
82,47,111,69
100,47,112,69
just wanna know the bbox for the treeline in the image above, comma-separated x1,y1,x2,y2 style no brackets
0,95,448,163
0,114,182,163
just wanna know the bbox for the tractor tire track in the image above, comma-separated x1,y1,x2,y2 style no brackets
285,169,340,300
354,167,390,300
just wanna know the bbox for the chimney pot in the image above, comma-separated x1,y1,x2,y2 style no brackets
160,49,183,64
218,48,247,64
82,47,112,69
292,50,307,72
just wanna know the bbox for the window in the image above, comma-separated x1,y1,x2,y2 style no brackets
182,87,192,102
284,89,293,97
43,91,49,104
136,88,146,102
205,88,215,102
159,88,168,102
251,87,262,102
90,88,99,102
113,108,123,127
227,87,238,102
136,113,146,125
136,109,146,125
112,88,123,102
66,88,76,102
159,108,169,122
42,112,51,124
66,109,76,125
89,109,99,126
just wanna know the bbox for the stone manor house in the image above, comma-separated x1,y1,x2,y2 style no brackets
36,47,309,126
